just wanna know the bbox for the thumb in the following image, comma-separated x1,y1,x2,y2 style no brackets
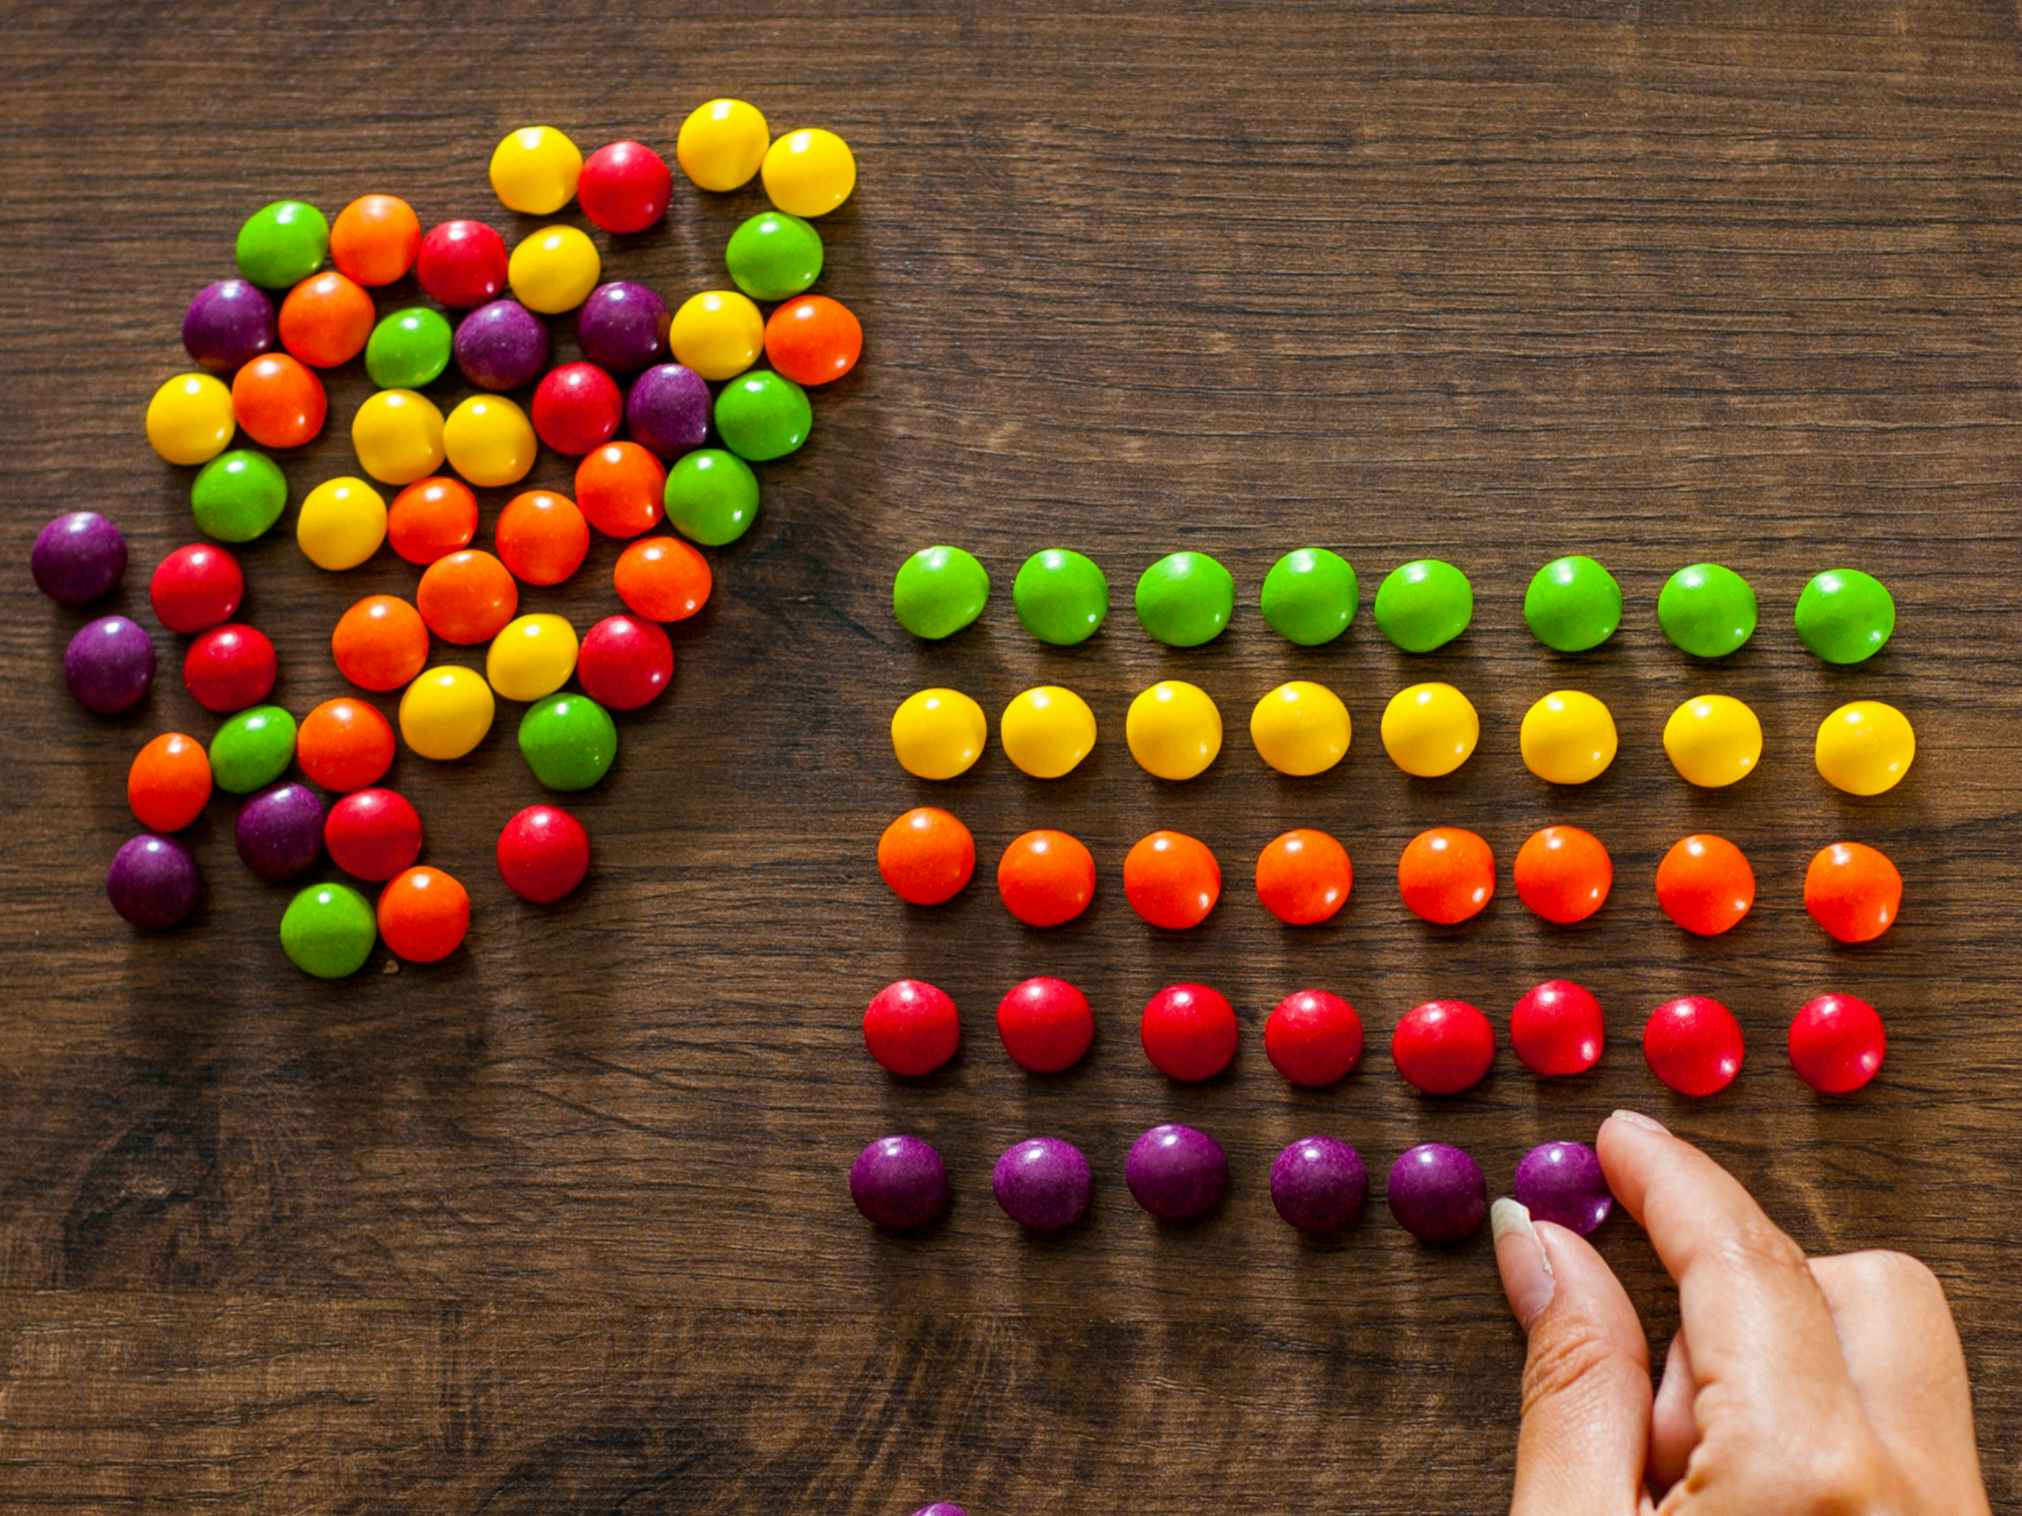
1493,1199,1652,1515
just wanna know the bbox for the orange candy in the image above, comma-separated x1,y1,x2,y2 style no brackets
296,697,396,792
278,271,375,368
997,829,1096,928
764,294,863,386
1656,833,1755,937
1255,828,1353,925
332,593,429,692
1123,829,1221,930
496,489,590,586
1397,826,1495,925
127,732,212,832
329,194,422,286
1513,824,1612,925
387,476,479,565
574,441,665,539
376,865,470,964
1804,841,1902,944
230,352,326,448
614,535,711,622
877,806,976,906
417,549,518,644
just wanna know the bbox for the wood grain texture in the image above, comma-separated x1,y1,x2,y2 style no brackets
2,0,2020,1509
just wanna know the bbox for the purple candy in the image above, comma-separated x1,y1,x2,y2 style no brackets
182,279,275,373
454,299,551,391
577,281,670,373
107,833,200,929
625,363,710,458
992,1137,1092,1232
1270,1136,1368,1234
1387,1142,1487,1244
64,615,155,714
31,511,127,605
234,782,327,882
1513,1140,1614,1236
849,1135,948,1230
1124,1123,1227,1221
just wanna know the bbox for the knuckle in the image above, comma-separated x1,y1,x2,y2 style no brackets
1845,1247,1945,1304
1794,1441,1888,1513
1521,1320,1619,1417
1713,1218,1810,1279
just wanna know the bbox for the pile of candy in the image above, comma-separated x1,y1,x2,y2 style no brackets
854,545,1908,1235
35,102,862,975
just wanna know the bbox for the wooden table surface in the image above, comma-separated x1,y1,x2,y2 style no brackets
4,2,2020,1510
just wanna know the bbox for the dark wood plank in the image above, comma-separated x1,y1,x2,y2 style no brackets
0,0,2019,1508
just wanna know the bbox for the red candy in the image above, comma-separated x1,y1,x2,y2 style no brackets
1643,995,1745,1097
416,219,509,308
182,622,276,712
1804,842,1902,944
1122,829,1220,930
1391,999,1495,1095
296,697,395,793
863,978,960,1077
1140,983,1238,1082
1254,828,1352,926
996,829,1096,928
1788,992,1886,1094
149,543,244,634
1656,834,1755,937
1397,826,1494,925
377,866,470,964
497,804,590,903
575,613,674,710
1510,979,1605,1077
323,787,423,883
531,362,624,456
1512,824,1611,926
1264,989,1363,1088
876,806,975,907
996,976,1094,1073
577,140,673,233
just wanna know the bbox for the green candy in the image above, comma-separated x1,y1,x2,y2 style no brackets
1659,562,1757,658
1524,554,1622,652
664,449,759,546
1373,559,1472,652
365,307,453,389
280,882,377,979
519,694,617,791
1795,568,1894,664
714,371,811,462
1135,550,1234,647
210,705,297,794
234,199,329,288
724,211,823,301
1012,548,1108,646
894,546,990,639
1260,547,1357,646
191,449,288,542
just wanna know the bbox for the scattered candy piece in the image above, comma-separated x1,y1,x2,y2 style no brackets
66,615,156,714
278,271,373,368
279,881,376,978
999,685,1095,779
577,140,672,234
377,866,470,964
296,697,395,793
1379,682,1479,778
1125,679,1221,781
296,475,387,571
328,194,420,287
489,125,583,215
443,394,537,488
1804,841,1901,944
387,476,479,566
146,372,236,465
417,549,517,645
1387,1143,1487,1243
191,450,287,542
1140,983,1238,1081
1815,700,1915,796
615,535,712,623
365,306,454,390
208,705,295,794
1644,995,1745,1097
677,99,770,192
1249,680,1351,776
993,1138,1092,1231
893,545,989,640
713,370,811,461
1658,562,1756,658
670,290,764,381
1795,568,1894,665
849,1134,947,1230
332,593,429,692
863,979,960,1077
453,299,550,391
182,279,275,373
1523,554,1621,652
1255,829,1352,926
1656,833,1754,937
231,352,326,449
518,693,617,790
1788,993,1885,1094
877,806,975,906
1512,824,1611,926
1397,826,1494,925
762,127,856,217
995,977,1093,1073
351,388,446,485
1125,1124,1227,1222
497,803,590,903
726,210,824,301
575,441,666,538
1663,693,1762,789
1259,547,1356,646
1264,989,1363,1087
623,363,710,459
1373,558,1472,652
1123,830,1220,931
486,613,579,702
33,511,126,605
996,829,1095,927
234,781,325,882
1271,1136,1368,1234
891,688,986,780
324,787,422,882
398,665,494,761
1135,550,1234,647
128,732,212,832
1513,1141,1613,1235
1510,979,1604,1077
416,219,508,309
235,200,328,288
494,489,589,586
150,543,243,633
1392,999,1495,1094
1012,548,1106,646
532,362,624,456
663,449,758,546
107,834,200,929
764,294,861,386
576,614,673,710
1519,689,1617,785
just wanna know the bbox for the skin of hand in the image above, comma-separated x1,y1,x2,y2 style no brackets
1493,1110,1992,1515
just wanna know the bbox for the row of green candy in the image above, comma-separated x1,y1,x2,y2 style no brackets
892,547,1895,665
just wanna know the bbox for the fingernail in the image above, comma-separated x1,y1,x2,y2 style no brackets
1609,1108,1669,1135
1491,1198,1555,1327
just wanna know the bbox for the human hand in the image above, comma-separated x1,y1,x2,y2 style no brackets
1493,1110,1991,1514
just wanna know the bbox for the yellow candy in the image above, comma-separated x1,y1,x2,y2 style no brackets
1000,685,1096,779
670,290,765,381
489,125,583,215
1662,693,1761,789
145,372,235,465
486,614,579,702
399,665,495,761
1249,681,1350,777
762,128,856,218
1125,679,1222,781
891,688,987,780
676,98,770,192
444,395,537,488
508,225,600,315
1521,689,1619,785
1380,682,1479,778
296,476,387,571
351,388,445,485
1815,699,1915,796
